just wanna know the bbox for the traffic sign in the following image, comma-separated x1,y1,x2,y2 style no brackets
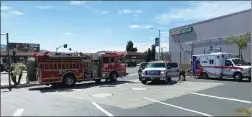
155,37,160,46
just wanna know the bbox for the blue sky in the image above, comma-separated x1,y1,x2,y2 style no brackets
1,1,250,53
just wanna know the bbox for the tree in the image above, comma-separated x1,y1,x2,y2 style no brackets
225,32,250,59
151,44,156,60
126,40,137,52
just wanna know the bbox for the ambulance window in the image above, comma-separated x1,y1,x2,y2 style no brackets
209,59,214,64
225,60,233,66
103,57,109,63
110,57,115,63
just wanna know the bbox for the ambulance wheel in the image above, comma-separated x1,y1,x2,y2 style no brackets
62,74,76,87
200,72,208,79
95,79,101,84
234,73,243,82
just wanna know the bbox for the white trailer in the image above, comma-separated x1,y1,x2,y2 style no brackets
192,52,251,81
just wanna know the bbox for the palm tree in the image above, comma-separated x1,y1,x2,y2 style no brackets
235,107,252,116
225,32,251,59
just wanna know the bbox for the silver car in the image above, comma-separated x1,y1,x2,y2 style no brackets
140,61,172,84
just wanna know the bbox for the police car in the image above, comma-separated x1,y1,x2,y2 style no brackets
140,61,173,84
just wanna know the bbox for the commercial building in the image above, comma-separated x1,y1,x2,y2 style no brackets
169,9,251,64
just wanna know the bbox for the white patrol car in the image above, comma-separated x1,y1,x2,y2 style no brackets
140,61,172,84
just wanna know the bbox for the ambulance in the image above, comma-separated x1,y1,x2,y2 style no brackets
192,52,251,82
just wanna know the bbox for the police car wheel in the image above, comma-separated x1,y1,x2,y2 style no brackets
141,80,147,84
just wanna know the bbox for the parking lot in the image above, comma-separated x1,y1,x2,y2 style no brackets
1,67,251,116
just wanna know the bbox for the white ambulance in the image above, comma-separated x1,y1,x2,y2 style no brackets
192,52,251,82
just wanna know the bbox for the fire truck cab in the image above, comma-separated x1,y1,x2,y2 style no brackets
27,51,127,87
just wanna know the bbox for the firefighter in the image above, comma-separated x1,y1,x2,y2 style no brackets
11,61,27,85
178,69,186,81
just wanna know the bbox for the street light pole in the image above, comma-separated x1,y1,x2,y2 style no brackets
158,29,161,60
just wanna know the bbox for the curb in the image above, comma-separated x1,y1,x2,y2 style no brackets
0,83,41,89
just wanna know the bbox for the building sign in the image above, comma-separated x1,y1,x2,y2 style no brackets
8,43,40,52
155,37,160,46
170,27,193,36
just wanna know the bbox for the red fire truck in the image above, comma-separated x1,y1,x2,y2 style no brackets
27,51,127,87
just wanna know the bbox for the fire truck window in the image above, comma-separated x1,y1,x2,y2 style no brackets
103,57,109,63
45,64,48,69
41,64,44,69
58,63,61,69
54,64,57,69
110,57,115,63
66,63,69,68
73,64,76,68
62,64,65,69
69,64,72,69
80,63,83,68
117,57,125,63
77,63,79,68
50,64,53,69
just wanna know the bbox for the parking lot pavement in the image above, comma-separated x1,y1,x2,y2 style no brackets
1,74,250,116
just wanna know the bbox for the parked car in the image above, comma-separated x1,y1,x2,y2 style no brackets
138,62,148,80
140,61,172,84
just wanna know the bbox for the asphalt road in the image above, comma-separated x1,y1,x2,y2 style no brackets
1,67,251,116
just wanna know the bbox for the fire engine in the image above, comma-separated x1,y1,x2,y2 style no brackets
192,52,251,82
27,51,127,87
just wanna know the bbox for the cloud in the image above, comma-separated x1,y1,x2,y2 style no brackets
101,29,112,33
37,6,51,9
65,33,71,35
1,6,12,10
10,11,24,15
156,1,251,25
69,1,88,5
129,25,152,29
118,9,143,17
101,11,109,14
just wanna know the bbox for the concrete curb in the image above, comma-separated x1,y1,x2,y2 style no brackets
0,83,41,89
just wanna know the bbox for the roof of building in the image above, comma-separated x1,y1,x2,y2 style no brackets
169,9,251,31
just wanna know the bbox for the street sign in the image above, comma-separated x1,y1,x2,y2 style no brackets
155,37,160,46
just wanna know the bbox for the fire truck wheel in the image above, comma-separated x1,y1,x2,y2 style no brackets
234,73,243,82
95,79,101,84
110,72,118,82
63,75,76,87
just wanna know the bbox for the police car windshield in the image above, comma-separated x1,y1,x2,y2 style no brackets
232,59,249,66
146,62,166,68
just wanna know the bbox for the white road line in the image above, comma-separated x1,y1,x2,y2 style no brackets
192,92,251,104
127,73,138,76
92,102,114,117
12,109,24,116
143,97,212,117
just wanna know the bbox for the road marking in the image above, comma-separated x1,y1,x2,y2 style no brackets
92,102,114,117
143,97,212,117
192,92,251,104
13,109,24,116
127,73,138,76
